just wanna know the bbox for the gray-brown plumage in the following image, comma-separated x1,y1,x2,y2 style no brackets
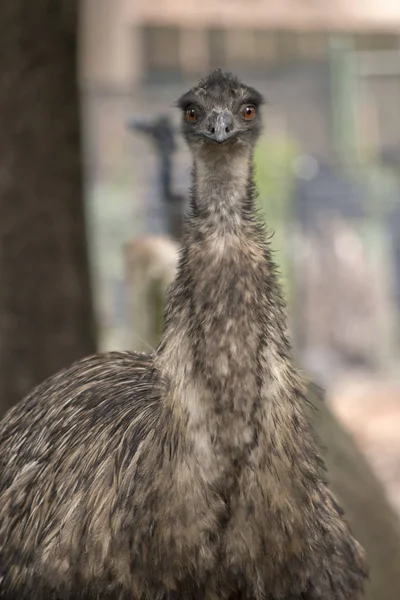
0,70,367,600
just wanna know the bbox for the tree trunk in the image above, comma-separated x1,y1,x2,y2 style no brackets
0,1,96,417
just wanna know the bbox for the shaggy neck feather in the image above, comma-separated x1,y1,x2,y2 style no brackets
155,147,292,477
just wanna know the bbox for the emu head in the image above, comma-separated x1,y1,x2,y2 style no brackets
177,69,264,159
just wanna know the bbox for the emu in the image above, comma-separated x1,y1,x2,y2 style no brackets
0,70,367,600
129,115,185,240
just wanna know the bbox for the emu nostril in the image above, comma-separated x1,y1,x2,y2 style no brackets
225,126,230,133
210,126,215,134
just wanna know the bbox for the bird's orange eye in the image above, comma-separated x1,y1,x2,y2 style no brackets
243,105,256,120
185,108,198,123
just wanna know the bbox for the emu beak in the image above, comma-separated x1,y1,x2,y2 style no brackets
205,110,235,144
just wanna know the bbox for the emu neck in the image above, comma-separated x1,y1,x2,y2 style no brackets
193,150,252,226
155,148,287,474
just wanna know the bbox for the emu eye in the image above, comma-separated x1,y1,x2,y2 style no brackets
243,105,256,120
185,107,198,123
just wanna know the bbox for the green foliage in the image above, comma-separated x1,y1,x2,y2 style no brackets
254,136,299,305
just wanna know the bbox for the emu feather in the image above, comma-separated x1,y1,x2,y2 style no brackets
0,71,367,600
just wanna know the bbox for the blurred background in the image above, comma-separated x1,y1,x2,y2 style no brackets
1,1,400,597
81,0,400,516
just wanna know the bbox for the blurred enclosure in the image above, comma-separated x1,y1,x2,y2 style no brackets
80,1,400,513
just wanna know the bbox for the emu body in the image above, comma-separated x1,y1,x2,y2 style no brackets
0,71,367,600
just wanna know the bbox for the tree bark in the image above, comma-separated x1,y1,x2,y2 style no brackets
0,1,96,417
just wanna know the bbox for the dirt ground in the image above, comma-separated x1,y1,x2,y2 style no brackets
329,375,400,517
